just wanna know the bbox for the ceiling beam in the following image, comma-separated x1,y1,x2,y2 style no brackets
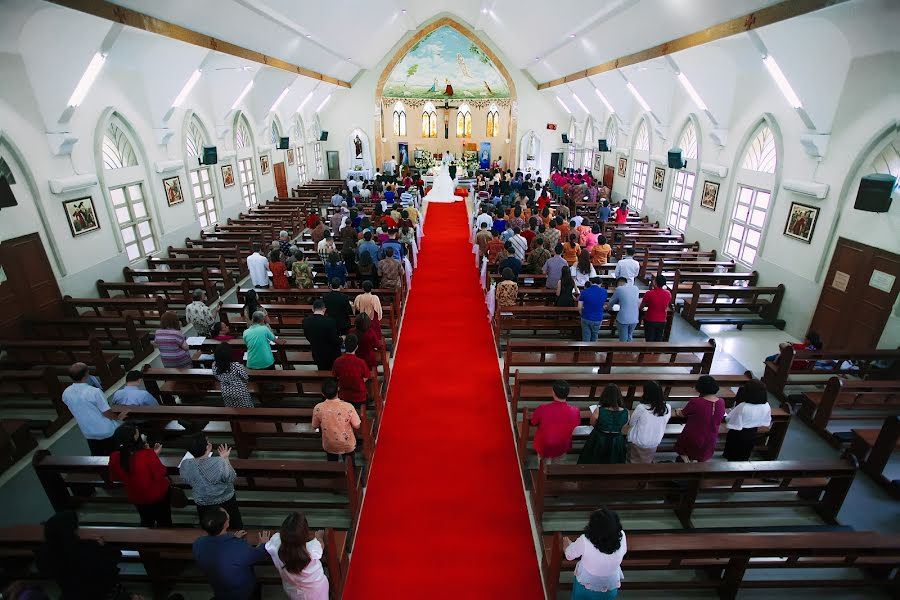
45,0,352,89
536,0,848,90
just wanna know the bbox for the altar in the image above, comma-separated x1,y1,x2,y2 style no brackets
346,168,373,181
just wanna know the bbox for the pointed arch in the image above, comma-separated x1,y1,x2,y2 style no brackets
392,101,407,137
605,116,618,149
422,101,437,138
666,116,702,232
233,113,259,207
182,112,220,227
628,115,653,210
582,117,595,171
294,114,308,182
741,124,778,173
270,116,283,146
102,118,138,170
633,119,650,153
456,103,472,138
487,104,500,138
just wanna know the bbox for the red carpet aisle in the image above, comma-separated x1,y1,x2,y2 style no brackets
343,202,543,599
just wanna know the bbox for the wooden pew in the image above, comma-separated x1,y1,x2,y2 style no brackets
639,252,723,278
799,378,900,443
669,270,758,305
542,530,900,600
25,316,152,369
166,245,246,277
0,337,124,389
63,295,168,327
0,369,68,433
0,418,35,473
96,280,191,309
849,416,900,499
680,283,786,330
532,459,856,529
146,255,242,284
0,524,348,600
124,266,231,301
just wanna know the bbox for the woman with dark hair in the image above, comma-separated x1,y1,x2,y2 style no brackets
562,234,582,266
579,385,628,464
36,510,124,600
571,250,597,288
154,310,192,368
108,423,171,527
562,508,626,599
673,375,726,462
495,268,519,308
209,321,243,362
614,199,629,223
269,250,290,290
590,235,612,266
626,381,672,463
357,251,377,288
264,512,330,599
556,267,577,307
349,313,380,370
723,379,772,461
324,252,348,287
292,251,315,289
242,289,268,323
212,342,253,408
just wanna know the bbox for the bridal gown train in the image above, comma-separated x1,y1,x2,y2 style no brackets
423,163,461,203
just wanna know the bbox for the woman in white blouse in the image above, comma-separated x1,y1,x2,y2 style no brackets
264,512,330,600
625,381,672,463
571,251,597,288
723,379,772,461
563,508,627,599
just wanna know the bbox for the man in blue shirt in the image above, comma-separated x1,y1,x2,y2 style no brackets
193,507,270,600
578,281,608,342
357,231,380,264
111,371,159,407
62,362,125,455
381,230,404,262
608,276,641,341
598,199,611,224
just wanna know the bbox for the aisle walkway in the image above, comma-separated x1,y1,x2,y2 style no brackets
343,201,543,598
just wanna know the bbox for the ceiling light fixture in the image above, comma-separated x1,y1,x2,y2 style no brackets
316,94,332,113
269,86,290,113
67,52,106,107
535,57,541,62
401,9,407,13
570,34,576,38
171,69,201,108
231,80,254,110
625,81,650,112
676,72,707,111
593,88,614,113
571,93,589,114
305,34,311,38
762,55,802,109
555,95,572,114
296,91,314,112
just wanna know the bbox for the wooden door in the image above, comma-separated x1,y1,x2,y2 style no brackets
809,238,900,350
326,151,340,179
550,152,563,172
273,162,287,198
0,233,63,339
603,164,615,193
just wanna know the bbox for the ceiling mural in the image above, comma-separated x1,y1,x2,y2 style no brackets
382,25,510,100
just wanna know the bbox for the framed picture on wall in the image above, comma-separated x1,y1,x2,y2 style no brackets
162,176,184,207
617,157,627,177
652,166,665,191
783,201,819,243
221,164,235,187
700,180,720,210
63,196,100,237
592,154,603,173
260,154,270,174
287,148,295,166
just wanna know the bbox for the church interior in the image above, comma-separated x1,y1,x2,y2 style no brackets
0,0,898,598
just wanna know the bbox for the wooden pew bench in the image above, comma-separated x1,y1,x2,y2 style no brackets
146,255,243,282
0,337,124,389
849,416,900,499
639,252,723,278
25,316,152,368
0,369,68,433
63,295,168,328
97,280,192,309
0,418,37,472
124,266,232,301
668,270,758,305
166,246,244,275
799,378,900,444
680,283,786,330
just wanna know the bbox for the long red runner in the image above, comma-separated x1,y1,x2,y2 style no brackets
342,201,543,598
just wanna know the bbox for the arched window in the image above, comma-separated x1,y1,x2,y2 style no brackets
295,117,307,183
629,118,652,210
392,102,407,136
667,120,700,232
725,123,779,265
487,106,500,137
582,119,595,171
605,118,618,149
422,102,437,138
456,104,472,138
634,121,650,152
101,113,157,261
871,138,900,190
234,115,258,207
270,120,280,145
184,115,219,227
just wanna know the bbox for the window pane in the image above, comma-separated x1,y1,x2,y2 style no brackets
750,209,766,227
735,204,749,222
740,187,753,204
205,198,215,211
746,229,760,247
202,182,212,195
199,214,208,228
755,191,771,208
680,203,690,217
674,184,684,197
731,223,745,239
209,210,217,222
142,238,156,253
741,246,756,264
727,240,740,257
193,184,202,198
138,221,151,237
121,225,136,244
200,169,210,183
190,171,200,185
110,187,126,206
125,243,140,261
115,207,130,224
132,202,146,219
128,185,142,200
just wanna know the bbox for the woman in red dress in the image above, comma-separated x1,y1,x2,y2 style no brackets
673,375,726,462
269,250,290,289
349,313,380,370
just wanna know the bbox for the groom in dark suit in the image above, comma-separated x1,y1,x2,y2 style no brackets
447,150,457,180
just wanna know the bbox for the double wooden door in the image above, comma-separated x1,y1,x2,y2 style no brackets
0,233,63,339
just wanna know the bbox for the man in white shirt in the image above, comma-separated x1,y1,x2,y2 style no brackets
63,362,125,455
614,247,640,285
330,191,344,207
509,227,528,261
386,155,397,177
475,206,494,232
246,243,270,288
496,156,504,170
571,214,585,228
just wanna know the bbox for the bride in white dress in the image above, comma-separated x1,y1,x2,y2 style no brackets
424,154,461,204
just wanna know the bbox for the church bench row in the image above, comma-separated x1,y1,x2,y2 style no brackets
668,270,759,305
679,283,787,330
124,266,234,301
166,245,247,278
0,525,348,600
542,530,900,600
145,256,240,286
532,459,856,530
33,450,361,533
799,378,900,443
761,345,900,402
96,279,192,311
63,295,168,329
0,419,37,474
0,337,125,390
612,233,687,259
25,316,153,370
639,252,724,278
0,369,68,434
849,416,900,499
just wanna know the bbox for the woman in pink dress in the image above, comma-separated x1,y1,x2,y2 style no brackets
265,512,330,599
673,375,726,462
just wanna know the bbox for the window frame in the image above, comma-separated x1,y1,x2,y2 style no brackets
724,184,771,266
189,166,217,227
109,182,157,262
629,159,649,211
314,143,323,175
237,157,258,207
667,170,696,232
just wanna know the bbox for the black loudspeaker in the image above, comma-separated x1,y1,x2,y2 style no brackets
561,134,570,144
598,139,609,152
319,131,329,141
854,173,895,213
201,146,218,165
0,177,17,209
277,136,290,150
668,149,686,169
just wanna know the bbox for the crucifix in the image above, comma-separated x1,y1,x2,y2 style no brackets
439,99,459,139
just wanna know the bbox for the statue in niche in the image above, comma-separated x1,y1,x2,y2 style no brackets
353,135,363,159
527,132,537,161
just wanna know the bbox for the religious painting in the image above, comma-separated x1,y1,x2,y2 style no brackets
398,142,409,167
260,154,270,175
63,196,100,237
652,166,665,191
287,148,295,165
592,154,604,173
162,176,184,207
783,201,819,243
221,164,235,187
479,141,491,169
700,180,720,210
617,157,627,177
353,135,363,159
382,25,510,99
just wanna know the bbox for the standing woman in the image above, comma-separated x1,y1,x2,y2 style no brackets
562,234,582,266
555,268,577,307
154,311,192,368
349,313,380,371
571,251,597,288
579,384,628,464
242,289,268,323
292,251,315,289
673,375,726,462
625,381,672,463
562,508,627,599
212,342,254,408
264,512,330,600
723,379,772,461
108,423,172,527
269,250,290,290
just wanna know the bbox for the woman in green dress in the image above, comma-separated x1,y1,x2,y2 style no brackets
291,251,314,289
579,384,628,464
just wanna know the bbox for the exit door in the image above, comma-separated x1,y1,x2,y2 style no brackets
550,152,563,172
273,162,287,198
326,151,340,179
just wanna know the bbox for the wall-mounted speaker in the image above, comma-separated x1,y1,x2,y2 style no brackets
277,137,290,150
854,173,895,213
598,139,609,152
200,146,218,165
668,149,686,169
319,131,329,141
561,134,570,144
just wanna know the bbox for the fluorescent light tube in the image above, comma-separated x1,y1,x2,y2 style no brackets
571,93,589,113
171,69,202,108
626,82,650,112
555,96,571,114
594,88,614,113
231,81,254,110
67,52,106,107
296,91,314,112
316,94,332,113
270,86,290,113
676,72,707,111
763,55,802,109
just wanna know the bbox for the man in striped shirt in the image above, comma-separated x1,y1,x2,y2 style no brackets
509,227,528,261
